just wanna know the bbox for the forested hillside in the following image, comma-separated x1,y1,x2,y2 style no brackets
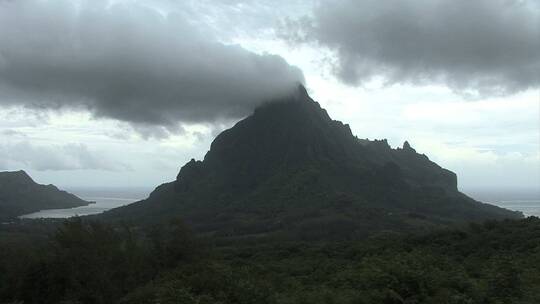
1,217,539,303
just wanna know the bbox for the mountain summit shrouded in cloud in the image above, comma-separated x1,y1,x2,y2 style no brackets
0,0,304,133
1,2,540,302
103,86,521,238
0,0,537,191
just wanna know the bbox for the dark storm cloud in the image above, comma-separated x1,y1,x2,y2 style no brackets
0,0,304,131
285,0,539,96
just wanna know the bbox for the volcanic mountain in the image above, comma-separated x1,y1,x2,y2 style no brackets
104,86,521,239
0,170,89,218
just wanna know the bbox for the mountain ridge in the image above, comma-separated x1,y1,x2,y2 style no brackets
0,170,90,218
103,86,521,239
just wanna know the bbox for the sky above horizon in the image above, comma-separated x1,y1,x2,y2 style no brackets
0,0,539,193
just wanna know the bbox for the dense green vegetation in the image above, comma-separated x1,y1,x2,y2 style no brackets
2,217,540,303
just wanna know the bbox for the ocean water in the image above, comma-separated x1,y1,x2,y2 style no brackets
20,187,152,219
488,200,540,217
464,188,540,217
19,187,540,219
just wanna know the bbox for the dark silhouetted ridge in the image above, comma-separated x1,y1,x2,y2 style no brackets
0,170,34,185
103,86,521,240
0,170,89,218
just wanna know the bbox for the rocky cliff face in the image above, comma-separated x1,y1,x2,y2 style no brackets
104,86,521,239
0,170,89,218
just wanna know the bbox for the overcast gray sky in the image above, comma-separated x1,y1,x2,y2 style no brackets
0,0,538,194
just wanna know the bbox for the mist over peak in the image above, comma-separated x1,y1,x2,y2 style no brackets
0,0,304,134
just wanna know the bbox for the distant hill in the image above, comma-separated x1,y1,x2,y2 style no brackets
103,85,521,239
0,170,89,218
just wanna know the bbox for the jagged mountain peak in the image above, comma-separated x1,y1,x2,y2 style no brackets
206,87,356,161
402,140,416,153
188,90,457,194
104,87,521,239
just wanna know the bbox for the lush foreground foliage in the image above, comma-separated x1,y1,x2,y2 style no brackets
1,217,540,303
